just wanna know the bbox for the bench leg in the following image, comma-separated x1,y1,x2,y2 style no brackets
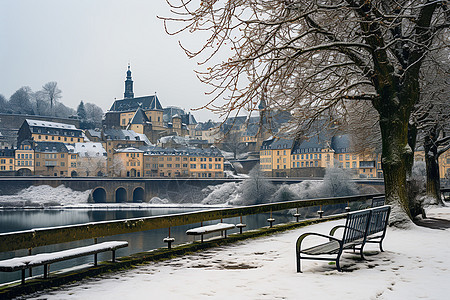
112,250,116,262
296,252,302,273
21,269,25,284
44,264,48,279
201,234,204,243
94,253,98,266
224,230,227,238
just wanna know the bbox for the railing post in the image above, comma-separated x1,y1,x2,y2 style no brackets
294,207,300,222
267,209,275,228
317,205,324,218
28,248,32,277
94,237,98,266
163,227,175,250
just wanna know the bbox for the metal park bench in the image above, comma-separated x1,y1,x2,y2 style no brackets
0,241,128,284
296,206,390,272
371,196,385,208
186,223,236,243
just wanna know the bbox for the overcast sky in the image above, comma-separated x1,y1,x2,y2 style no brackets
0,0,219,121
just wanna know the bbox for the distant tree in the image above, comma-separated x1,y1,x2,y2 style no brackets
109,157,125,177
77,101,87,120
9,87,34,115
85,102,104,127
78,156,106,177
53,102,75,118
221,131,247,160
42,82,62,115
31,90,51,116
0,94,9,113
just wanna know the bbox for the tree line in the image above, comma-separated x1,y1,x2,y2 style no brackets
0,82,103,129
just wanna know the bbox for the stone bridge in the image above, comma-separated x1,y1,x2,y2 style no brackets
0,177,384,203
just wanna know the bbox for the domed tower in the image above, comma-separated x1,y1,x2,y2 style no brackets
124,65,134,98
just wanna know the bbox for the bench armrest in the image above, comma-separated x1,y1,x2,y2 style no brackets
329,225,346,237
296,232,342,252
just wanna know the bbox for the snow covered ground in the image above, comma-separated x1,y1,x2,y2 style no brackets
26,206,450,300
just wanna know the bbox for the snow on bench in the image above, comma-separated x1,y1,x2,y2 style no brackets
0,241,128,284
186,223,236,243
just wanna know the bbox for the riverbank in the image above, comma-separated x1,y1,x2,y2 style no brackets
24,206,450,300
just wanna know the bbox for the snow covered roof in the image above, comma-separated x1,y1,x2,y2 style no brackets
34,142,69,153
109,95,163,112
103,129,152,145
69,142,107,157
115,147,144,153
26,119,79,131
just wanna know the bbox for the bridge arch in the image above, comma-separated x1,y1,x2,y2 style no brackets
115,187,127,203
132,187,145,203
92,188,106,203
17,168,32,176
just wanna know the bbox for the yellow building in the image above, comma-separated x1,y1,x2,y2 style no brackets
0,149,15,173
113,147,144,177
15,140,35,175
142,147,224,178
34,142,69,177
17,119,84,144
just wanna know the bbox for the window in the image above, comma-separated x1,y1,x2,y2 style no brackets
209,164,212,169
61,153,65,158
301,154,304,159
301,162,304,167
215,164,220,169
167,164,172,167
315,161,318,167
314,154,317,159
190,164,196,169
346,154,350,160
297,162,299,167
339,155,343,160
352,161,357,168
346,162,350,168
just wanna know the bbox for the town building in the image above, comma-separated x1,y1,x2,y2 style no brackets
0,148,15,174
17,119,84,145
34,142,70,177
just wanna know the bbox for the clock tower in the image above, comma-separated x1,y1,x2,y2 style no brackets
124,65,134,99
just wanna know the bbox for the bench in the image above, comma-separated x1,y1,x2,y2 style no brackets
296,206,390,272
0,241,128,284
186,223,235,243
371,196,385,208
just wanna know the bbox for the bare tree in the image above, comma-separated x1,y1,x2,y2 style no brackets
78,156,107,177
413,53,450,204
9,87,34,115
42,82,62,115
85,102,104,127
221,130,247,159
0,94,9,113
163,0,449,225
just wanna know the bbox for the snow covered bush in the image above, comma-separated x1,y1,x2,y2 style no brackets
232,166,276,205
270,184,297,203
201,182,240,205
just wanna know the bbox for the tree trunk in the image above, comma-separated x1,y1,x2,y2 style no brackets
377,98,413,226
424,133,443,205
406,123,418,177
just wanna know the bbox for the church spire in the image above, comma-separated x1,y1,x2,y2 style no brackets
124,64,134,98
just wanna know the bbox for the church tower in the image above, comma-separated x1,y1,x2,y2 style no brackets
124,65,134,98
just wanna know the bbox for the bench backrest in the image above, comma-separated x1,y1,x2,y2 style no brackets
342,210,372,244
371,196,385,208
367,205,391,236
